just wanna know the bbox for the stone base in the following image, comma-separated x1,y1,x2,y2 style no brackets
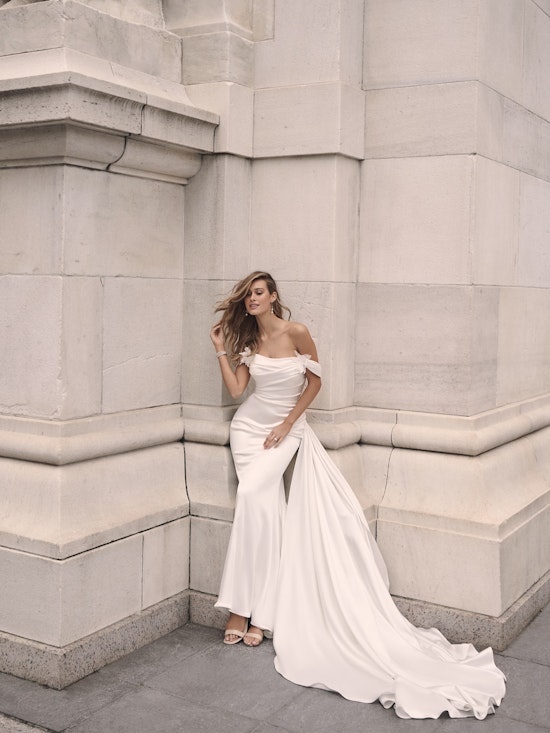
190,570,550,653
395,569,550,652
0,591,189,690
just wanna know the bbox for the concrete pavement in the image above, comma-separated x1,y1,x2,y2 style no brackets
0,602,549,733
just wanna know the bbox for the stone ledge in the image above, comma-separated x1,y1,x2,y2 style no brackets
0,591,189,689
0,405,183,466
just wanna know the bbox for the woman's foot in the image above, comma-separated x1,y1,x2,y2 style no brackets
223,613,248,645
243,624,264,647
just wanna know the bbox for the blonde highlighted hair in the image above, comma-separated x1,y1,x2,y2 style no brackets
215,271,291,364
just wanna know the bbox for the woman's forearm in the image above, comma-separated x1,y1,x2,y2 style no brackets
283,374,321,426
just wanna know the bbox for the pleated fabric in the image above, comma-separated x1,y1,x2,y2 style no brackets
216,352,506,719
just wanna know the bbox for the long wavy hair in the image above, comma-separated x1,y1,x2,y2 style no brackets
215,271,291,364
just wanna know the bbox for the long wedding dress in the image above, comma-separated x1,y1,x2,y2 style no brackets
215,351,506,720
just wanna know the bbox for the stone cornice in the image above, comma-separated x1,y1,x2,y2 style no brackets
0,49,218,181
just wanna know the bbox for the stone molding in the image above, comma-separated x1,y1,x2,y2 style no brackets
1,392,550,468
0,49,218,181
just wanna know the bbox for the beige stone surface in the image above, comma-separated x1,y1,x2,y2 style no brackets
102,278,183,413
0,536,143,646
478,0,523,103
523,0,550,122
364,0,477,89
0,405,183,466
518,172,550,287
0,443,187,557
185,442,237,522
0,166,64,275
365,82,478,159
471,156,520,286
251,155,359,283
496,287,550,406
186,82,254,156
142,518,190,610
0,0,182,82
254,82,365,158
63,168,185,277
190,516,232,596
359,156,474,286
254,0,364,88
354,283,500,416
183,156,252,281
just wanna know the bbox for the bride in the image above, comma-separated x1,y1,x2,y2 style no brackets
210,271,506,720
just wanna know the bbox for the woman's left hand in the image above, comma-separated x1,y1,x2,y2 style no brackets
264,421,291,449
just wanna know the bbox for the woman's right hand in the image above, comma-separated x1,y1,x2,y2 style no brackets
210,322,225,351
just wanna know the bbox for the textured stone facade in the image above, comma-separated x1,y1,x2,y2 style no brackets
1,0,549,687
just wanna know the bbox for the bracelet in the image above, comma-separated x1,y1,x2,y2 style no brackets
216,351,227,358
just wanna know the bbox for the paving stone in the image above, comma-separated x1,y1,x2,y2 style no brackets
501,604,550,668
266,686,441,733
0,714,51,733
492,655,550,730
145,638,304,722
63,686,258,733
97,623,220,685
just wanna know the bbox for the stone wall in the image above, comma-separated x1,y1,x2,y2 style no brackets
1,0,549,687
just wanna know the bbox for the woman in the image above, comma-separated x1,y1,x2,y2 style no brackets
210,271,506,720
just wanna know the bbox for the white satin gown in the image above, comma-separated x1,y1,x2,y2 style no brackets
215,351,506,720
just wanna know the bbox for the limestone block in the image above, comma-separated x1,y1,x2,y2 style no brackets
102,278,183,413
364,0,477,89
142,518,190,610
282,281,355,411
502,97,550,182
183,155,252,281
517,173,550,288
254,83,365,158
359,156,474,286
377,432,550,615
60,277,103,419
190,516,232,596
355,284,499,416
181,278,242,407
0,166,63,275
0,535,142,646
0,276,62,418
0,0,182,82
63,168,185,278
378,521,502,616
254,0,364,88
523,1,550,122
478,0,523,103
251,155,359,283
0,443,187,558
164,0,253,35
185,442,237,521
0,273,102,420
186,82,253,156
496,287,550,406
180,31,253,86
471,156,519,287
365,82,478,159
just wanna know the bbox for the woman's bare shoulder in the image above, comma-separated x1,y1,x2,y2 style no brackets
286,321,311,337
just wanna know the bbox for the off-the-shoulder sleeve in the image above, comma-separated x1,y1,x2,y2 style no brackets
295,352,322,377
239,347,253,367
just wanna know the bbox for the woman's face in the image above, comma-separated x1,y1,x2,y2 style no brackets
244,279,276,316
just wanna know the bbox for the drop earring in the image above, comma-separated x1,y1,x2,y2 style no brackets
271,305,274,314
